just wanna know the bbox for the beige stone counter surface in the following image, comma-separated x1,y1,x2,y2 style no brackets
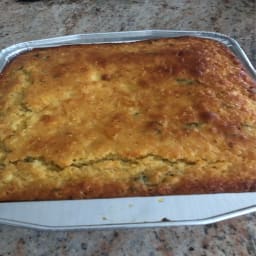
0,0,255,255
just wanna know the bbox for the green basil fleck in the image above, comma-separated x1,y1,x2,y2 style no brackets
176,78,198,85
134,173,148,184
241,123,255,129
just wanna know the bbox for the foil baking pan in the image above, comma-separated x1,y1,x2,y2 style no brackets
0,30,255,230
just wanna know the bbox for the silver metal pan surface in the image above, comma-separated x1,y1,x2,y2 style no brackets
0,30,255,230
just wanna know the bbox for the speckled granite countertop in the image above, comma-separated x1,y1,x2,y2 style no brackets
0,0,255,255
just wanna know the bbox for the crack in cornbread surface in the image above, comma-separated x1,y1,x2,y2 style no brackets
0,37,256,201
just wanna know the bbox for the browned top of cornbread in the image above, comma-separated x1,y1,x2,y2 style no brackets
0,37,256,201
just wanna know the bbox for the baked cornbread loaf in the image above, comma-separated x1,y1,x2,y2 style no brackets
0,37,256,201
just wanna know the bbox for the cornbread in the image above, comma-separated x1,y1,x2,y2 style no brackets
0,37,256,201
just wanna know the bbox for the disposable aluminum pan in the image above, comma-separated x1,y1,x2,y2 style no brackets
0,30,255,230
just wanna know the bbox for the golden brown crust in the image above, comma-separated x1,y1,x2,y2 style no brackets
0,37,256,201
